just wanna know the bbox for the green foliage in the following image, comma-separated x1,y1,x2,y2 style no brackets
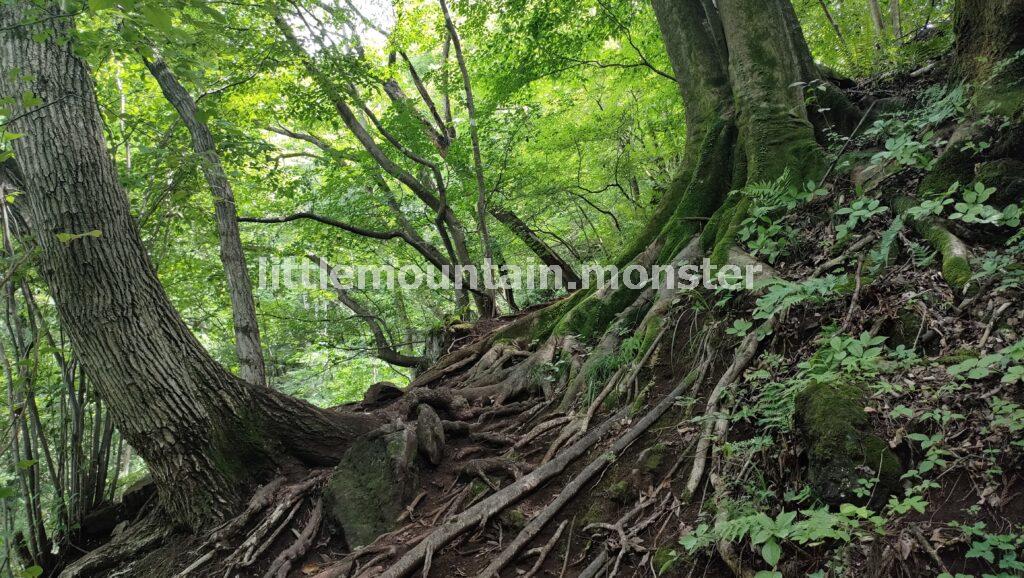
948,182,1021,227
946,339,1024,382
948,521,1024,573
725,319,753,338
835,197,887,242
753,275,843,320
676,505,885,572
803,332,888,376
865,84,969,172
737,173,826,263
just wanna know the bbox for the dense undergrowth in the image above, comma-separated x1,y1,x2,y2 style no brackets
649,63,1024,577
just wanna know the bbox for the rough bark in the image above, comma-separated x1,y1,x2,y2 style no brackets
0,1,379,529
717,0,824,185
651,0,732,164
143,56,267,386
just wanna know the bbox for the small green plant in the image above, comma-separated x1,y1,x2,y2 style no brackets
835,198,887,241
738,175,825,263
677,506,885,574
946,339,1024,381
948,521,1024,573
726,319,753,338
801,332,889,376
949,182,1020,226
753,275,842,320
870,133,934,169
989,397,1024,448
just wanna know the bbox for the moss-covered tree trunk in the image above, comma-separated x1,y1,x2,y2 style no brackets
953,0,1024,116
540,0,836,341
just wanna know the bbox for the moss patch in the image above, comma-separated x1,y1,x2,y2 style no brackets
324,430,418,547
640,443,667,474
795,381,902,507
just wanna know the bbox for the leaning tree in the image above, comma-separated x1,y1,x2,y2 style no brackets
0,0,383,534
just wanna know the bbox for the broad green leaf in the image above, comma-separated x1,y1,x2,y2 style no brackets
761,538,782,567
88,0,118,11
141,6,173,32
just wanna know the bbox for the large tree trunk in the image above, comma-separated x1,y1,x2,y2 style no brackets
0,1,380,530
143,56,268,387
550,0,830,340
953,0,1024,116
717,0,824,185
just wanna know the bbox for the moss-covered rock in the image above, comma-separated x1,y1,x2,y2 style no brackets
918,144,976,198
886,307,925,350
415,404,445,466
606,480,634,504
324,428,419,547
499,508,526,529
795,381,901,507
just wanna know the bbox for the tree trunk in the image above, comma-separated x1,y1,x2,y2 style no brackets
868,0,887,38
0,1,380,530
717,0,824,185
143,56,267,387
490,208,583,288
890,0,902,39
550,0,831,338
953,0,1024,116
439,0,498,318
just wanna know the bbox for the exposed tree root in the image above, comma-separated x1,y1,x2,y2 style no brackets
891,195,973,291
479,366,704,577
377,401,633,578
521,519,567,578
456,457,524,479
225,473,328,570
709,470,754,578
685,316,775,498
59,512,169,578
577,549,610,578
263,497,323,578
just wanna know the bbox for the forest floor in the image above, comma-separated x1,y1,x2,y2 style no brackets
91,64,1024,578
